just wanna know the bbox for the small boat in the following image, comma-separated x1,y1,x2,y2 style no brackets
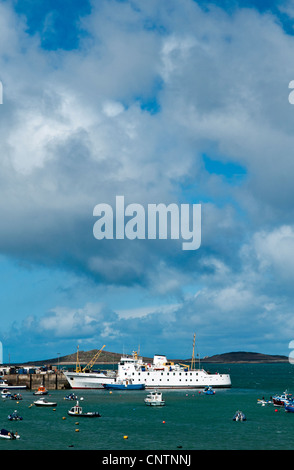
233,410,246,421
1,389,12,399
33,386,48,395
8,410,23,421
257,398,272,406
144,390,165,406
10,393,23,401
284,402,294,413
0,428,20,439
34,398,57,407
64,392,78,400
67,400,101,417
0,379,26,390
273,391,293,406
203,386,215,395
103,379,145,390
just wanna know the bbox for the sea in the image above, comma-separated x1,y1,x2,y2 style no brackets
1,362,294,454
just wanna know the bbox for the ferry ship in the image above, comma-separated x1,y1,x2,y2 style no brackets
63,340,231,390
114,353,231,389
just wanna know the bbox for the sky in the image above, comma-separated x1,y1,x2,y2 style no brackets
1,0,294,363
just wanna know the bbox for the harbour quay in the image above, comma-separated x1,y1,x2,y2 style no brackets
0,365,70,390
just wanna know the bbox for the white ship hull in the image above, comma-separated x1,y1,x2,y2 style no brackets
63,371,115,389
130,369,231,389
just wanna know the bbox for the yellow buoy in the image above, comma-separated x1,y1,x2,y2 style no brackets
62,417,66,420
75,429,79,432
123,435,128,439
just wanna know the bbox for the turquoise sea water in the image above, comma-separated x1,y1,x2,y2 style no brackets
1,362,294,451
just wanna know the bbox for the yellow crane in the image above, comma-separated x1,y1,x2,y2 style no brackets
75,345,106,373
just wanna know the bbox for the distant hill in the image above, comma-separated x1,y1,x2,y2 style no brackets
21,349,288,366
200,351,288,363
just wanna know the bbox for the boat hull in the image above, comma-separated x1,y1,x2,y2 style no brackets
67,411,101,417
34,401,57,407
145,401,165,406
103,383,145,390
0,385,26,390
63,371,115,389
285,403,294,412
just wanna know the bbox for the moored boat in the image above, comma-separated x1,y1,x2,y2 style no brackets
0,379,26,390
233,410,246,421
144,390,165,406
64,392,78,400
272,390,293,406
203,386,215,395
1,389,12,399
0,428,20,439
103,379,145,390
33,386,48,395
34,398,57,407
67,400,101,417
284,402,294,412
8,410,23,421
10,393,23,401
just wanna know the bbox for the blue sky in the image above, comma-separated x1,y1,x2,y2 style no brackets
1,0,294,363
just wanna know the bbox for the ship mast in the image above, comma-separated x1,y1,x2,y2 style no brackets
191,333,196,370
76,345,81,373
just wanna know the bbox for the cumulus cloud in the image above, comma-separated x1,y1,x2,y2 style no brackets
1,0,294,359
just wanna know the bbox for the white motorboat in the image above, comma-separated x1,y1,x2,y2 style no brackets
0,379,26,390
67,400,101,417
144,390,165,406
34,398,57,407
1,389,12,398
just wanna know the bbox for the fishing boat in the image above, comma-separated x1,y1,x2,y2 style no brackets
103,379,145,390
33,386,48,395
272,390,293,406
233,410,246,421
144,390,165,406
8,410,23,421
34,398,57,407
0,379,26,390
0,428,20,439
203,386,215,395
63,336,231,390
67,400,101,417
